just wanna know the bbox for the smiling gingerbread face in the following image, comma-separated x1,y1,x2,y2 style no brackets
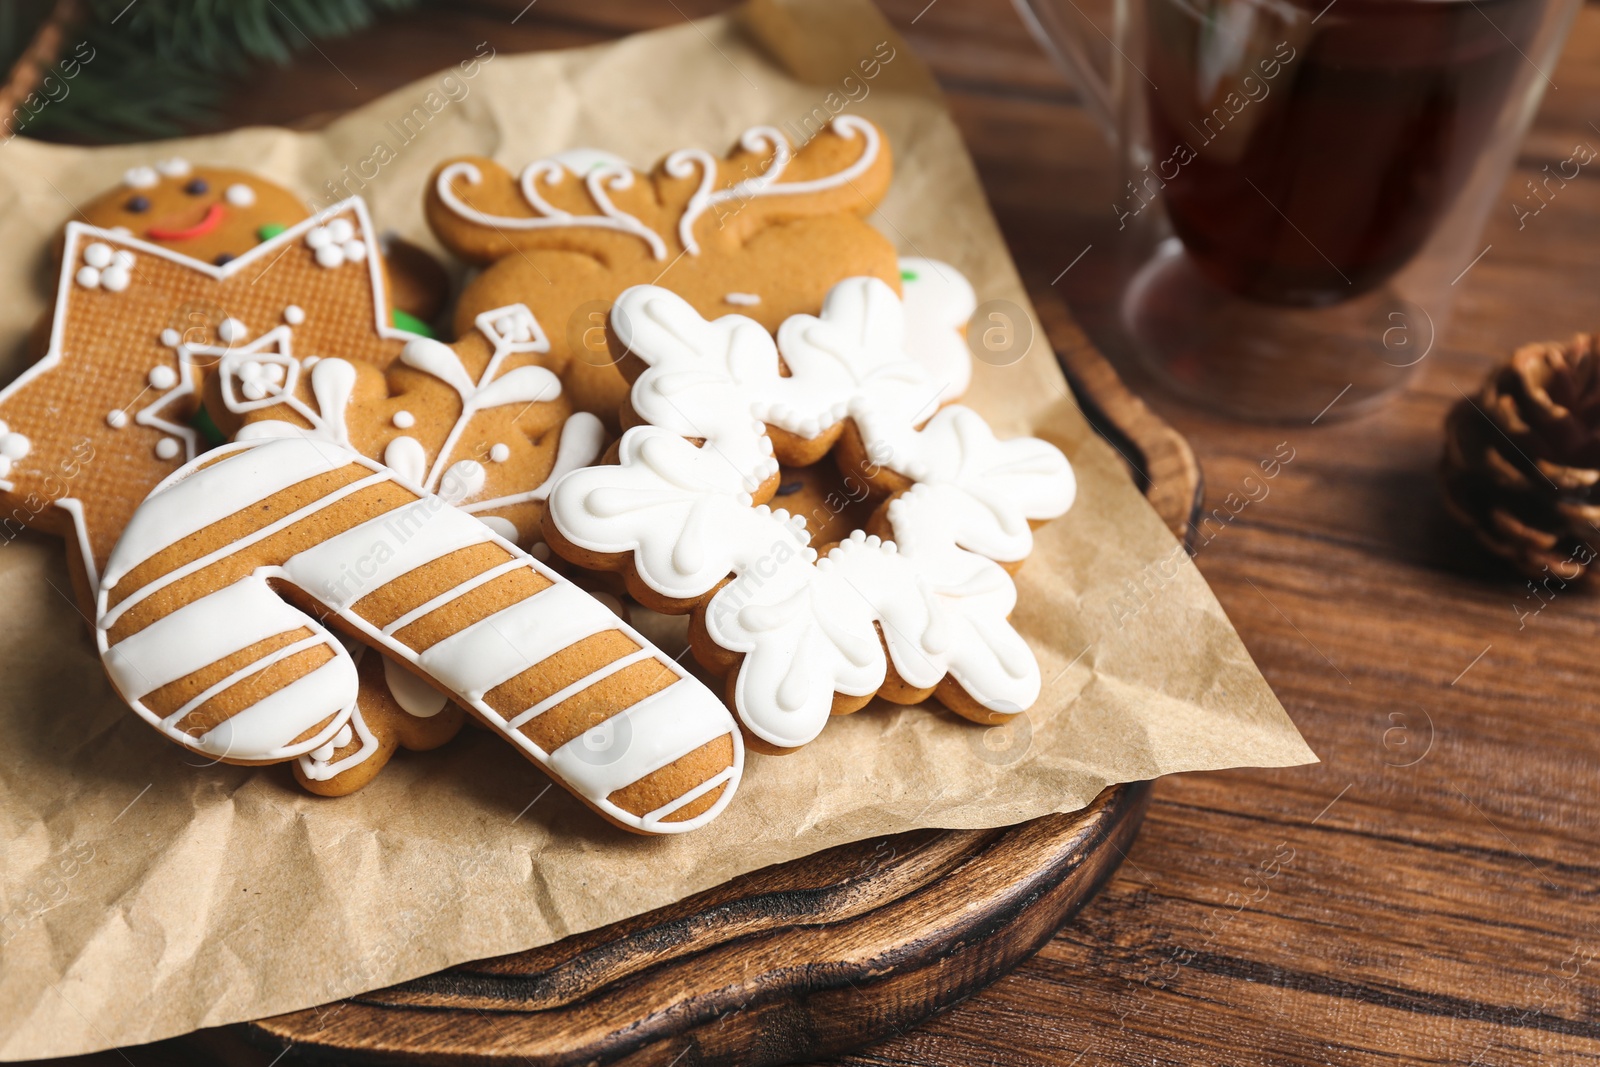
82,158,309,265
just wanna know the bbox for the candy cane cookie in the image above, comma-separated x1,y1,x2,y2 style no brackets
96,437,743,834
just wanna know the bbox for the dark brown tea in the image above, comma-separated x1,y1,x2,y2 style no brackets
1137,0,1545,306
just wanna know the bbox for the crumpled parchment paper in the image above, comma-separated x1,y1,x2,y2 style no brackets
0,0,1314,1056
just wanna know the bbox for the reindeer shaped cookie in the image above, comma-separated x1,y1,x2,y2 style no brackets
424,116,899,424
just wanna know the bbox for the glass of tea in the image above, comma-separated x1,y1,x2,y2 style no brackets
1016,0,1582,421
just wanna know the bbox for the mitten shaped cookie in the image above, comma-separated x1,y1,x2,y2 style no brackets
96,437,744,834
425,117,899,424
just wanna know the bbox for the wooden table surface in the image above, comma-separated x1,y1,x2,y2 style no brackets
40,1,1600,1064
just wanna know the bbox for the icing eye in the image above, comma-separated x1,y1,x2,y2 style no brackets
124,195,150,213
225,183,256,207
214,252,235,266
184,178,209,196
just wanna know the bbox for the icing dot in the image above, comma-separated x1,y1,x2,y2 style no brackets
155,438,180,460
106,409,127,429
225,183,256,207
113,250,135,269
101,265,131,292
0,432,31,460
328,218,354,244
306,227,332,250
480,516,519,543
724,291,761,306
75,266,100,288
84,243,113,269
314,244,343,269
343,239,367,263
392,410,415,429
218,318,247,343
283,305,305,325
310,740,335,763
156,158,191,177
489,443,511,463
148,365,177,390
160,328,181,347
123,166,158,189
332,723,353,748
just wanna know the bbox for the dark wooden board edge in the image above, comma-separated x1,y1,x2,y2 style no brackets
226,291,1198,1067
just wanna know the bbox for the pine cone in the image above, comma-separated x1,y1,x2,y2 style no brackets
1441,333,1600,584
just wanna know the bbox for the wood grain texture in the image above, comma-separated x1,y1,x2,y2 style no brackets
21,2,1600,1065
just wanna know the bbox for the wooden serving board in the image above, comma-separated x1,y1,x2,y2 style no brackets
232,289,1200,1067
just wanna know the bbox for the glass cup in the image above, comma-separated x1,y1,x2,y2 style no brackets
1015,0,1582,421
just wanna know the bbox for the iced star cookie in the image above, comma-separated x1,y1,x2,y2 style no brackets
0,197,413,606
77,158,448,325
424,117,899,425
543,272,1075,752
96,437,743,833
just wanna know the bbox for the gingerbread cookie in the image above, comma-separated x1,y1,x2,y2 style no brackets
204,302,606,550
544,271,1075,751
77,158,448,325
424,117,899,424
0,197,412,607
96,436,744,834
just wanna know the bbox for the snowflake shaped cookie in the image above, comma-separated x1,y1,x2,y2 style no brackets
544,269,1075,750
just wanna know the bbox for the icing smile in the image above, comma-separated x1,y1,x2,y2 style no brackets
146,202,227,241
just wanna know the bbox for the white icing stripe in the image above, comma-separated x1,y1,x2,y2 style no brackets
644,765,738,824
418,582,621,701
283,497,493,610
547,681,734,800
104,579,313,700
162,633,332,726
196,655,357,760
435,160,668,260
506,648,655,730
105,438,347,588
381,557,527,636
100,472,392,630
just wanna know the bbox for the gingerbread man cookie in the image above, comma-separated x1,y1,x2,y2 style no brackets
544,272,1075,752
77,158,448,325
424,117,899,424
97,437,743,834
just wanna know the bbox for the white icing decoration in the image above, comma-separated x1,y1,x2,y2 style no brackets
123,166,158,189
489,443,510,463
383,435,427,487
724,292,760,306
664,115,881,255
97,438,744,834
392,410,415,429
899,257,976,402
155,158,191,178
283,305,305,326
160,328,181,347
384,657,448,719
155,438,180,460
218,318,247,343
479,515,519,543
435,118,879,262
306,216,365,268
225,183,256,207
0,423,24,479
106,410,128,429
435,159,669,260
548,277,1075,749
76,243,137,292
148,366,177,390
